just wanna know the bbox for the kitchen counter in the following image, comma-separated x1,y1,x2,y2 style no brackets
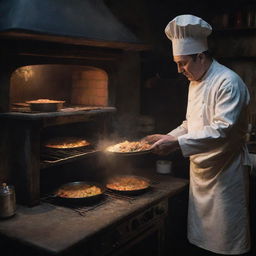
0,174,188,256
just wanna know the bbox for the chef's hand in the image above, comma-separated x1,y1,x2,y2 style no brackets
143,134,166,144
145,134,179,156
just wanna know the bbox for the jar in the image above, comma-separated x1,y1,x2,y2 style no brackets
0,183,16,218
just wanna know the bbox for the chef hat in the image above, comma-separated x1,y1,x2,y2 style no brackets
165,14,212,55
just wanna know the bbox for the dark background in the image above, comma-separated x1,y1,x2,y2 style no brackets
103,1,256,255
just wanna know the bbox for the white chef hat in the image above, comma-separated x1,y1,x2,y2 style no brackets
165,14,212,56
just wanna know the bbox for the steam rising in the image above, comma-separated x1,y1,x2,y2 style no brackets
93,114,152,179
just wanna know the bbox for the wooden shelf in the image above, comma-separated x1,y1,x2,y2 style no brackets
0,107,116,127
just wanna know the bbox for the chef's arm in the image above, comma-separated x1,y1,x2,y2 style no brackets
167,120,188,137
144,118,187,155
178,81,248,157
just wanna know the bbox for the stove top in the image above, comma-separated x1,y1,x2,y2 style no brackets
41,187,155,217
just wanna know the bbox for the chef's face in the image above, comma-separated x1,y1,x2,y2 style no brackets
173,54,205,81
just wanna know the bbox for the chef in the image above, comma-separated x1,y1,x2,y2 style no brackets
146,14,251,255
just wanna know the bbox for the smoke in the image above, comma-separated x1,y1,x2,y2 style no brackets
93,113,152,180
95,137,142,181
111,113,141,140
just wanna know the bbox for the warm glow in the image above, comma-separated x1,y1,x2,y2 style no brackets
13,66,34,82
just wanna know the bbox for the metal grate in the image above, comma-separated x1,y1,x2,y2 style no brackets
40,194,109,216
105,189,136,203
40,191,141,216
40,146,99,163
40,178,158,216
71,197,110,217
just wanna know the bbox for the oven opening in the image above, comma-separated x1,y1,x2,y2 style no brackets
40,121,105,168
10,65,109,112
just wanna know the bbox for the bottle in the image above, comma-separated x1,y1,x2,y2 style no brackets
246,123,252,142
246,5,254,27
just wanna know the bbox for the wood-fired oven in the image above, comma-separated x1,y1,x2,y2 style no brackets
0,0,150,206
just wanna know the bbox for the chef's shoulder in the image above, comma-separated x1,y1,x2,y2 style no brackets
215,62,246,90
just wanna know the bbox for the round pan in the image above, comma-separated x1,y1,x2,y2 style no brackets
43,137,91,151
54,181,105,204
105,148,152,156
105,175,151,195
44,144,92,152
105,140,152,156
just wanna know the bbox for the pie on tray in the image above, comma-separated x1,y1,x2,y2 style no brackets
45,137,90,149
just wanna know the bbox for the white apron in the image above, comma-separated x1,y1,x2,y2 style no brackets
169,60,251,254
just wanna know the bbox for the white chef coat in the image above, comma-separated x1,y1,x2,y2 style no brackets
169,59,251,254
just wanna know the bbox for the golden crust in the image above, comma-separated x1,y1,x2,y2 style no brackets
106,140,151,153
27,99,65,104
57,184,102,198
45,137,90,149
106,176,149,191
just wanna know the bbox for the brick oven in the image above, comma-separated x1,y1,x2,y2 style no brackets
0,0,149,206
